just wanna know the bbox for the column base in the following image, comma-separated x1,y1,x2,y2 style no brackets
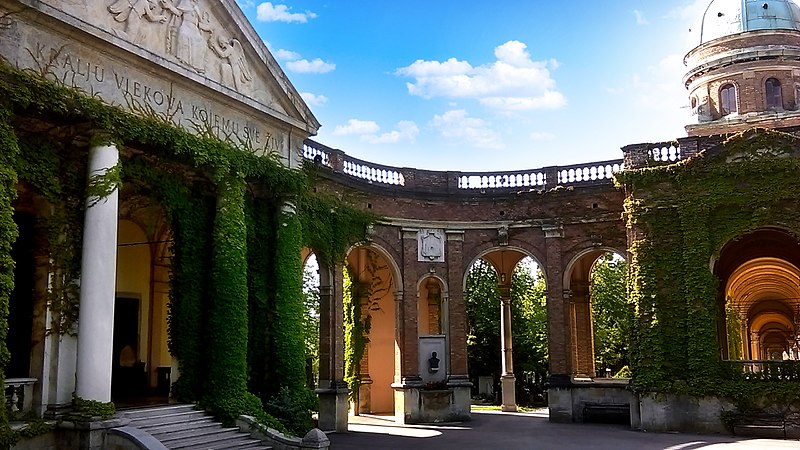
500,374,517,412
316,381,349,432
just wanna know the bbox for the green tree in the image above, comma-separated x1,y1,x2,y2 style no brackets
590,253,632,375
302,256,320,388
465,257,548,405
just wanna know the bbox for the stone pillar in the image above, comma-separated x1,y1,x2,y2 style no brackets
570,281,595,377
393,229,422,424
543,224,573,423
499,285,516,412
316,262,348,432
750,332,761,361
75,143,119,403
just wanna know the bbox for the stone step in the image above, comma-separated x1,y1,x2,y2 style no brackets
155,425,239,442
166,429,244,448
128,410,211,427
169,434,268,449
118,404,197,419
137,417,217,434
117,404,273,450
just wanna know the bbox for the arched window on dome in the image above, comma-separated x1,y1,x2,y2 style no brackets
765,78,783,110
720,84,737,116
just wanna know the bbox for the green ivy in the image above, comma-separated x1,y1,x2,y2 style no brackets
0,61,375,435
619,128,800,408
273,204,307,391
0,105,19,449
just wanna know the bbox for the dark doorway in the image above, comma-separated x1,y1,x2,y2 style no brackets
112,297,145,398
7,212,36,378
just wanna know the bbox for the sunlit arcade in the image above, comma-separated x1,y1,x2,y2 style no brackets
4,0,800,448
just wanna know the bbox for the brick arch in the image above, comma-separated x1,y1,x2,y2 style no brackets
562,246,627,378
463,243,546,289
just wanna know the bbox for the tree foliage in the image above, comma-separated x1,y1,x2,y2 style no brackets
465,258,548,405
590,254,632,375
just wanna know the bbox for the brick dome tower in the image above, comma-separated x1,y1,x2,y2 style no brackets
684,0,800,136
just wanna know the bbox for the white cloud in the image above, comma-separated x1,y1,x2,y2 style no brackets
364,121,419,144
286,58,336,74
429,109,504,149
333,119,419,144
300,92,328,107
634,10,649,25
256,2,317,23
237,0,256,9
333,119,381,136
529,131,555,141
396,40,566,112
274,49,301,61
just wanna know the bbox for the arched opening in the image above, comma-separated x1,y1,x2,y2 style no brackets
465,251,548,410
417,276,447,390
716,228,800,370
565,249,629,379
344,245,397,416
301,251,321,390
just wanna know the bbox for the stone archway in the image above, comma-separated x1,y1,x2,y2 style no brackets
563,247,628,378
715,228,800,364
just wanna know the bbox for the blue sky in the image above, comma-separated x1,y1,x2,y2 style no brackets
238,1,710,171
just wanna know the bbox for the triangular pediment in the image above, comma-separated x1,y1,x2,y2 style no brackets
1,0,318,158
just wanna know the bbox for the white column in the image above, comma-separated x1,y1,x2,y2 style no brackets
75,144,119,402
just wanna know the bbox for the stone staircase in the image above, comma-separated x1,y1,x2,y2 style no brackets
117,404,272,449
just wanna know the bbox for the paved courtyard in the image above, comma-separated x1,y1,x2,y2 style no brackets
328,409,798,450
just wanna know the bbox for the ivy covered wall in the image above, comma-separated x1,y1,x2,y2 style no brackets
617,129,800,406
0,64,374,435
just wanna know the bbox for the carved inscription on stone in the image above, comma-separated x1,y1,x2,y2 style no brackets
20,40,281,155
418,229,445,263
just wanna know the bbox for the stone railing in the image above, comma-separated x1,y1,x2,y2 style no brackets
304,139,623,192
727,360,800,381
621,141,683,168
5,377,37,414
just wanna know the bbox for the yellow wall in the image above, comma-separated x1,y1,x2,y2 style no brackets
116,220,172,389
116,220,151,379
349,247,396,414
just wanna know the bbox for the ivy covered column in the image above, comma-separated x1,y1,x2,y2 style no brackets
204,175,260,422
75,143,120,403
274,202,307,390
0,110,19,446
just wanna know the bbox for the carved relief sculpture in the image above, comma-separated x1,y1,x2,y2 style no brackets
108,0,167,45
210,35,252,91
105,0,255,92
163,0,212,73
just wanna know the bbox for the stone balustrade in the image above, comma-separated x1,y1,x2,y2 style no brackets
303,139,624,193
5,377,37,414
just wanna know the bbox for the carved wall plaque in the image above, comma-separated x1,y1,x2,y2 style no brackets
418,229,445,263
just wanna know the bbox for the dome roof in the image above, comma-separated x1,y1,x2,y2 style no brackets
689,0,800,46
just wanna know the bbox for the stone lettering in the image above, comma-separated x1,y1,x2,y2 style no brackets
28,41,282,155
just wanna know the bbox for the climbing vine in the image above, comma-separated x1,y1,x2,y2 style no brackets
0,62,376,435
617,128,800,408
0,105,19,448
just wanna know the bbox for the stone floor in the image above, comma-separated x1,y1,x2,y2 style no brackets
327,409,799,450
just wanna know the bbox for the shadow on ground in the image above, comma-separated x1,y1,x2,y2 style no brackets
328,409,799,450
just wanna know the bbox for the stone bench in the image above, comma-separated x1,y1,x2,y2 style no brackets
582,402,630,424
732,413,786,439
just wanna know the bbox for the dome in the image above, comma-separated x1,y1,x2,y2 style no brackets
689,0,800,46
